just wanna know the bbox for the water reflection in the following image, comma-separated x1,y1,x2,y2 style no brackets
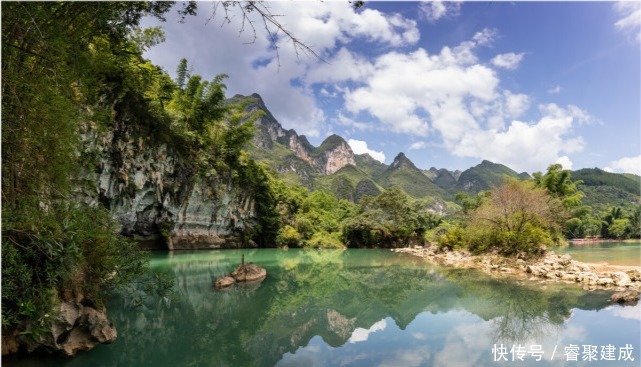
7,249,638,367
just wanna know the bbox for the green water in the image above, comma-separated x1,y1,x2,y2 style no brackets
6,249,640,366
555,241,641,266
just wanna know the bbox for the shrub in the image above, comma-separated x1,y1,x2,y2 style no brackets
304,231,345,249
437,225,466,251
276,225,301,247
464,179,565,257
1,203,165,332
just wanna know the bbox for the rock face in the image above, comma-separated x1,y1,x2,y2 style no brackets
232,94,356,175
79,120,256,249
10,300,116,357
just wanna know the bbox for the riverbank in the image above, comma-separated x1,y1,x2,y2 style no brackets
393,244,641,291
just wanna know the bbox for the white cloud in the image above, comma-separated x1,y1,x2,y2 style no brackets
409,141,427,150
491,52,525,70
348,139,386,163
556,156,574,170
614,1,641,41
306,47,374,84
419,1,462,22
336,113,370,131
548,85,562,94
452,104,588,173
605,154,641,175
344,32,500,137
504,91,531,119
328,30,589,173
348,319,387,343
608,305,641,321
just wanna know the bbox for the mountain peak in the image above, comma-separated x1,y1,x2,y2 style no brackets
389,152,419,171
316,134,349,153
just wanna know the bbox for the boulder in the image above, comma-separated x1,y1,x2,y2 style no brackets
231,263,267,282
1,328,19,356
558,254,572,266
626,269,641,281
610,272,632,287
597,277,614,286
214,276,236,289
610,291,639,304
18,301,117,357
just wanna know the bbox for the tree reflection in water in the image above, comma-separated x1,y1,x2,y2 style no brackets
16,249,620,367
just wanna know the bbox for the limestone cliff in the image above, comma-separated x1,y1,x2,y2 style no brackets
78,119,256,250
231,94,356,175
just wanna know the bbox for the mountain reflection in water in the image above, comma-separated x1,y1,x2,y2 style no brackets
7,249,639,367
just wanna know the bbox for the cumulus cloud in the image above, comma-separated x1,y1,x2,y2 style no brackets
344,30,500,137
605,154,641,175
336,113,370,131
348,319,387,343
491,52,525,70
608,305,641,321
319,29,589,173
348,139,386,163
614,1,641,41
409,141,427,150
452,104,588,173
419,1,462,22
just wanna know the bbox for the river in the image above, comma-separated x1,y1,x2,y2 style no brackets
555,241,641,266
6,249,639,366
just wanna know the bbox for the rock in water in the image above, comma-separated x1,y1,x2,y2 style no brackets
214,276,236,289
610,291,639,305
231,263,267,282
15,301,117,357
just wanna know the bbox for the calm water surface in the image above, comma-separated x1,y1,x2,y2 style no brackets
555,241,641,266
6,249,640,367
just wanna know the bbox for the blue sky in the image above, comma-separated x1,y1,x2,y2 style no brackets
142,1,640,174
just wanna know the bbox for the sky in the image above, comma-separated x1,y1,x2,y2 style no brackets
142,1,641,175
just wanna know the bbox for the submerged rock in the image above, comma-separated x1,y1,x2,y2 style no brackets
231,263,267,282
610,291,639,305
214,260,267,290
214,276,236,289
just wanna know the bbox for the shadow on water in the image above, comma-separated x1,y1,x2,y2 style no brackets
5,249,630,367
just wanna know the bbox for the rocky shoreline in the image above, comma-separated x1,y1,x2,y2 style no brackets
393,244,641,292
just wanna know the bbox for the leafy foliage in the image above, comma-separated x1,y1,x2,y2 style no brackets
443,179,566,257
342,188,442,248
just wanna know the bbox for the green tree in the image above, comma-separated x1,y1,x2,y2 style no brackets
608,218,631,239
176,58,189,90
342,188,441,247
463,179,565,257
628,205,641,238
533,164,583,208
